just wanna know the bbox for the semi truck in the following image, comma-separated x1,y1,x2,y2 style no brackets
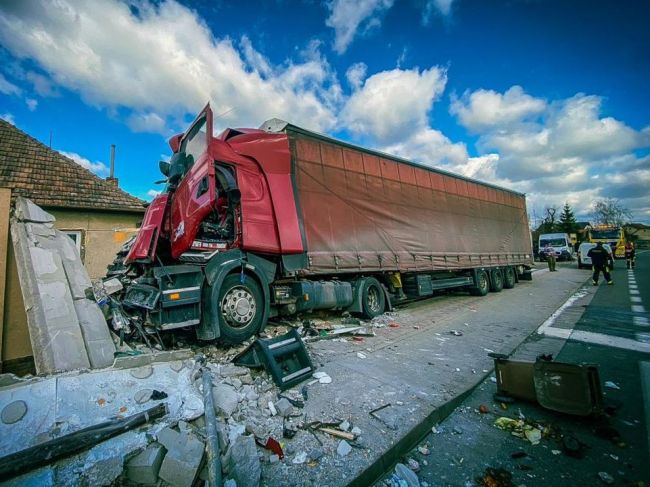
108,104,533,344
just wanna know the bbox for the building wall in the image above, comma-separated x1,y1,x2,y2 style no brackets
48,208,143,279
1,203,143,374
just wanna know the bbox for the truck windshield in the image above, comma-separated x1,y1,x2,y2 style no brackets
180,115,208,166
591,230,619,239
540,238,566,247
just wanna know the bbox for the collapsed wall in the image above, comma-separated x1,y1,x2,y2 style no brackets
10,197,115,374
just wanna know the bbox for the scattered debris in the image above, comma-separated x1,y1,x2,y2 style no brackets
604,381,620,390
337,440,352,457
598,471,615,484
0,402,167,480
476,467,514,487
450,330,463,336
478,404,489,414
394,463,421,487
229,435,261,487
357,352,367,359
292,451,308,464
125,443,165,485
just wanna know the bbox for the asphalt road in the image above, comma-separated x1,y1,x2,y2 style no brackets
377,252,650,487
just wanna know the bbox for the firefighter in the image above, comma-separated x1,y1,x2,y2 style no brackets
587,242,613,285
625,242,636,269
543,243,557,271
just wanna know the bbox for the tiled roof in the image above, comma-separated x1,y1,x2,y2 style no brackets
0,119,146,212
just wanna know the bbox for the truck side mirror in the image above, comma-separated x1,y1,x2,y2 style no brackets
159,160,171,177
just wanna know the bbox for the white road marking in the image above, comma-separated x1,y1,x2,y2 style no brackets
632,305,647,313
631,290,640,295
631,296,643,303
634,316,650,327
540,327,650,352
536,289,589,335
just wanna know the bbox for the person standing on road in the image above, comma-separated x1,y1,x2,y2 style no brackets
587,242,613,285
543,243,557,272
625,242,636,269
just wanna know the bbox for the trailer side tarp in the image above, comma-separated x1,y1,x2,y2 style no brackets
289,133,533,274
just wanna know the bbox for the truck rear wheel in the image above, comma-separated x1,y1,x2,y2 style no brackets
503,267,516,289
489,269,504,292
361,278,385,319
469,270,489,296
217,273,263,344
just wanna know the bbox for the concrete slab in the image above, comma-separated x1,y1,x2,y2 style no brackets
10,198,115,373
125,443,165,485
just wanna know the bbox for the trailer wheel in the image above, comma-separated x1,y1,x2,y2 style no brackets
217,273,263,344
503,267,516,289
469,270,489,296
361,278,386,319
489,269,504,292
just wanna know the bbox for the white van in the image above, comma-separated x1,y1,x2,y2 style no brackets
538,233,575,262
577,242,613,269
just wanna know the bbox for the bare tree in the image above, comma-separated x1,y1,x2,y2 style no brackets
591,198,632,226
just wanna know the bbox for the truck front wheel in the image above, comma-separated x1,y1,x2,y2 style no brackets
361,278,386,319
218,273,264,344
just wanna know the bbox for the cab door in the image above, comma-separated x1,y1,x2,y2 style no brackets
170,105,216,258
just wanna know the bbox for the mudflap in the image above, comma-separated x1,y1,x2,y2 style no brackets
233,328,314,390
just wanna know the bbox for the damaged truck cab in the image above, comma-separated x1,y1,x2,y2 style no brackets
111,104,533,344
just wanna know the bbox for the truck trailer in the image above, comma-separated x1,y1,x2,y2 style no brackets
108,104,533,344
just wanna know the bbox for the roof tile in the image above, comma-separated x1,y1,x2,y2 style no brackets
0,120,146,212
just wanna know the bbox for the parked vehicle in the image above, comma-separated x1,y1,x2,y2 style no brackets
107,104,534,344
538,233,575,262
577,242,613,269
586,225,626,259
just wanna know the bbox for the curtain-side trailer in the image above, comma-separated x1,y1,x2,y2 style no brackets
110,105,533,343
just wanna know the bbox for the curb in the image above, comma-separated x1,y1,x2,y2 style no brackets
348,373,490,487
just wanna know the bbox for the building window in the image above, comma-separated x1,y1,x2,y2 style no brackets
62,230,83,257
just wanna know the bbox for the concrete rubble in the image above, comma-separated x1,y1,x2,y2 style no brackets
10,197,115,374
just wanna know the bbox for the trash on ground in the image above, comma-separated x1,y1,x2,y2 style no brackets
604,381,620,390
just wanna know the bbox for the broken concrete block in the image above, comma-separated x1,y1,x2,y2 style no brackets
74,298,114,368
157,426,181,451
212,383,240,417
274,398,293,417
126,444,165,486
113,354,153,369
337,440,352,457
14,197,55,223
158,433,205,487
219,365,250,377
228,435,261,487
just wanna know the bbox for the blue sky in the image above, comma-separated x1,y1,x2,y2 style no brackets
1,0,649,224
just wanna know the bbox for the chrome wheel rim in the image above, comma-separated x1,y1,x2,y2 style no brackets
221,286,256,328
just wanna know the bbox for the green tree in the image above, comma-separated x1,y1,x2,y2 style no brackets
558,202,578,234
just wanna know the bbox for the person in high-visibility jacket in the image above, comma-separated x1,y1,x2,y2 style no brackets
587,242,613,285
625,242,636,269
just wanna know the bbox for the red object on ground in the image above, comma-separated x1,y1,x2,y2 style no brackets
263,437,284,460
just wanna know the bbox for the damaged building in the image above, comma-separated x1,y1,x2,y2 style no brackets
0,119,146,375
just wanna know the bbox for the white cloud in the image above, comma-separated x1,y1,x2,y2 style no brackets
382,127,468,167
0,73,21,96
0,112,15,125
325,0,394,54
25,98,38,111
346,62,367,90
450,85,650,221
450,85,546,132
146,189,162,199
127,112,168,135
60,151,110,177
422,0,456,24
0,0,340,134
341,66,448,142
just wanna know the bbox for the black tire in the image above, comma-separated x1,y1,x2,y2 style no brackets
577,258,582,269
469,270,489,296
489,269,504,292
217,273,264,344
503,267,516,289
361,277,386,319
